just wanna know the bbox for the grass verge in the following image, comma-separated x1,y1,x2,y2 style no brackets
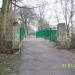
0,52,19,75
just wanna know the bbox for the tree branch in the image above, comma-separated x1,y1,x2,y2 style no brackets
11,2,40,9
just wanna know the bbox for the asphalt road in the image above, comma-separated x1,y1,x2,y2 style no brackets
18,38,75,75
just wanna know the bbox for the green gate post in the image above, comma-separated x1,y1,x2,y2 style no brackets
20,27,26,41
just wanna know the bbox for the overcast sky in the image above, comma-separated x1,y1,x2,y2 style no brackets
0,0,2,7
21,0,65,26
20,0,60,26
0,0,65,27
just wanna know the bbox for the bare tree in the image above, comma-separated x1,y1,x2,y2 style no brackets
54,8,60,24
19,7,37,34
0,0,22,50
61,0,75,37
37,0,48,30
55,0,75,37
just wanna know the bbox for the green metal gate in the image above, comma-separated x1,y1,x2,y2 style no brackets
36,28,57,42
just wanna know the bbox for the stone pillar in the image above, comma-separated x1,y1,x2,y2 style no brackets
57,23,66,45
4,22,20,50
12,22,20,49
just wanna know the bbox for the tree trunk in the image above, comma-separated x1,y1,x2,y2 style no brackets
0,0,9,49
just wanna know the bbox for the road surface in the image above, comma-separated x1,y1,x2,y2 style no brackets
13,38,75,75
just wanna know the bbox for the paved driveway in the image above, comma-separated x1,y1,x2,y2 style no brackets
17,38,75,75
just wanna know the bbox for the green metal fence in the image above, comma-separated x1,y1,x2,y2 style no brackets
36,28,57,42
